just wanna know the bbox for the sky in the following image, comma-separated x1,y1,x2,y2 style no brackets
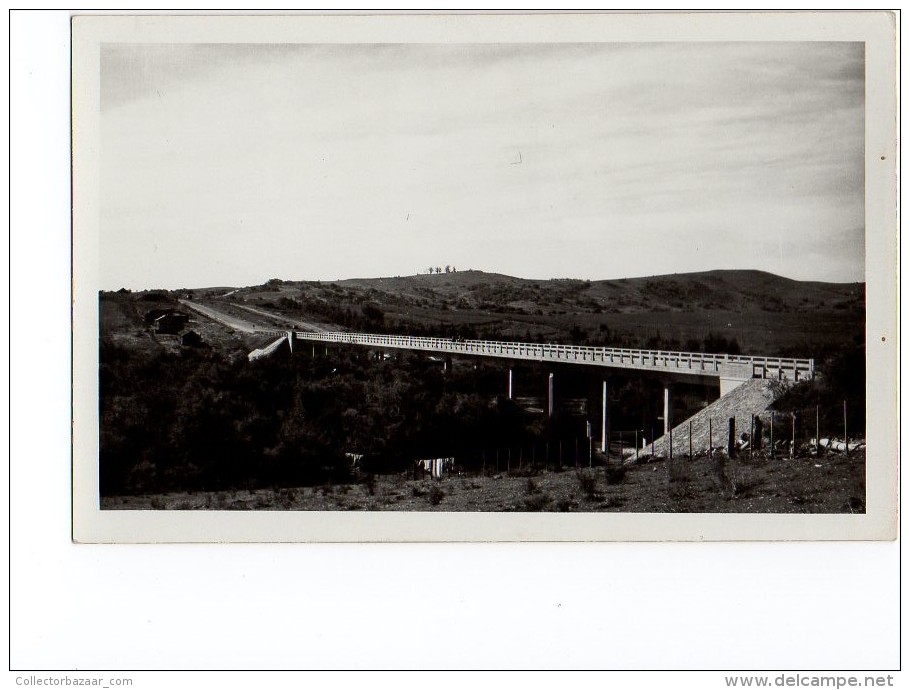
100,42,865,290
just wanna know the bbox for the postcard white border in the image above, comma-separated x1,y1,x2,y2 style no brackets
72,11,898,543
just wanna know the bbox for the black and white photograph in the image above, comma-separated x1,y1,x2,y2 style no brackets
70,12,897,541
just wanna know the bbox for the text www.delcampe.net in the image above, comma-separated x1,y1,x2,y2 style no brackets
725,676,895,688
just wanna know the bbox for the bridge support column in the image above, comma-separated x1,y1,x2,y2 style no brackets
548,373,555,418
601,380,609,454
508,368,513,400
663,384,673,437
286,331,294,354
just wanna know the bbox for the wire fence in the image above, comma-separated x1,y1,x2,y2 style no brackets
652,399,864,461
416,400,863,478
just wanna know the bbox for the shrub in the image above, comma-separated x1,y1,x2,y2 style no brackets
522,492,553,511
667,457,692,500
575,469,599,500
555,498,575,512
428,485,445,506
604,463,626,485
711,453,733,498
601,495,624,509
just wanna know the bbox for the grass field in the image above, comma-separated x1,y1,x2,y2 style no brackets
102,448,865,514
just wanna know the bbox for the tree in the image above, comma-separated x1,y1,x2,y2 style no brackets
445,265,451,274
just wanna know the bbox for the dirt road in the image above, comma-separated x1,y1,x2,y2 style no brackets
232,303,325,332
178,300,263,333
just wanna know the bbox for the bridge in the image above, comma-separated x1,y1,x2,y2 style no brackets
180,299,812,389
181,295,813,448
268,329,813,391
249,328,813,442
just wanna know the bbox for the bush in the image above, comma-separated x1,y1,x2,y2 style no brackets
428,485,445,506
667,457,691,499
604,463,626,485
522,492,553,511
575,469,599,500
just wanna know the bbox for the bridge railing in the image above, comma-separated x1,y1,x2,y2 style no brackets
285,330,813,382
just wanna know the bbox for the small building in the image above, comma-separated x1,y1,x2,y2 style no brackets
154,311,189,334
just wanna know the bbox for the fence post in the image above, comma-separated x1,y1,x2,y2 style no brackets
651,425,655,457
635,429,639,463
843,400,849,456
815,405,822,457
669,427,674,460
619,431,624,464
709,418,713,457
770,411,775,459
749,414,754,460
727,417,736,457
688,420,693,460
791,413,796,459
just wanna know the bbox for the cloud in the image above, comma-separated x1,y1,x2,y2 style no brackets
100,42,865,289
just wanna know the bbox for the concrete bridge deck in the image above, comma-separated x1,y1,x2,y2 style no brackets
276,329,813,385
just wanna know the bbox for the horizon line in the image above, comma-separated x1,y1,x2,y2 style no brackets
100,266,866,293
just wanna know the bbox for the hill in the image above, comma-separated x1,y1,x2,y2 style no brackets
174,269,862,358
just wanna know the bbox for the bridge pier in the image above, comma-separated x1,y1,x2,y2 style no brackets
601,380,609,454
548,372,555,418
663,384,673,436
508,368,513,400
286,331,294,354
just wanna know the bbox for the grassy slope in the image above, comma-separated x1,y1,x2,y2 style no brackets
205,269,863,356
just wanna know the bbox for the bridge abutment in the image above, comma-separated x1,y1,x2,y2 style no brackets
718,362,752,397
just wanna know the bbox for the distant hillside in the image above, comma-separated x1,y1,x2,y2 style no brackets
128,269,863,358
